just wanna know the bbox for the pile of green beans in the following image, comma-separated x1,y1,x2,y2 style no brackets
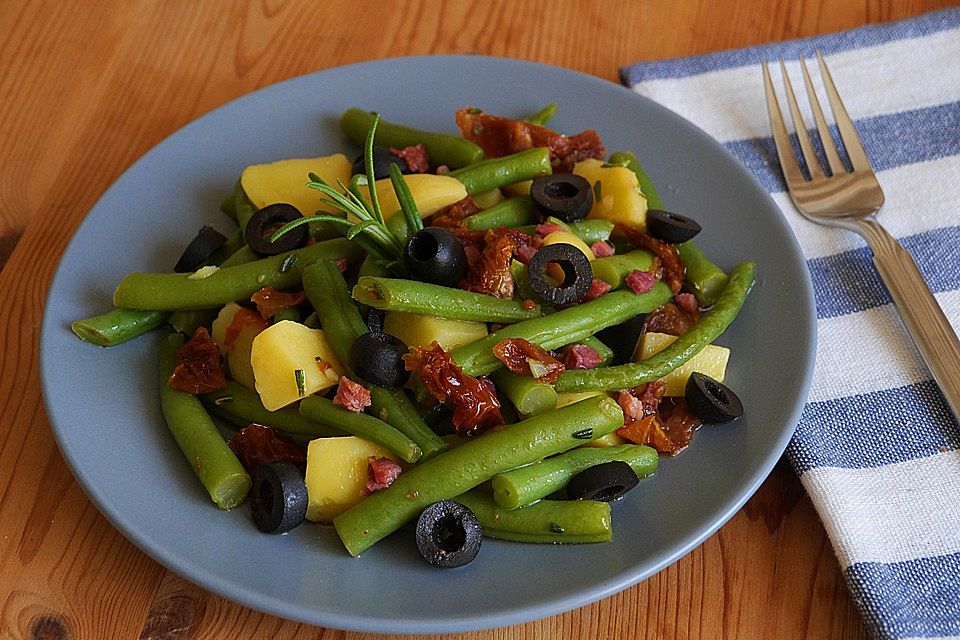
447,148,552,195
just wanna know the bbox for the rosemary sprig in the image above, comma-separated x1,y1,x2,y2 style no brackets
389,162,423,235
364,113,385,225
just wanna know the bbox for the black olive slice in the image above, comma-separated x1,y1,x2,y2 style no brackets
245,203,308,256
416,500,482,568
251,461,308,534
595,313,647,366
352,146,409,180
530,174,593,223
404,227,468,288
566,461,639,502
174,225,228,273
526,243,593,305
646,209,702,244
349,331,410,389
685,372,743,424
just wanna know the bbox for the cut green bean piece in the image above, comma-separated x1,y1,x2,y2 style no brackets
678,241,729,306
463,197,536,231
168,309,218,336
491,370,557,416
451,284,673,377
235,181,257,235
71,308,169,347
556,262,756,392
340,108,483,169
299,396,421,463
591,250,656,289
516,218,615,245
607,151,664,210
353,276,544,323
159,333,250,510
524,103,557,126
220,188,237,219
454,490,611,544
333,395,624,555
448,148,551,195
492,444,658,509
113,238,363,311
202,381,345,438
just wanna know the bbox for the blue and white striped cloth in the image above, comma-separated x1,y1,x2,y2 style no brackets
622,9,960,640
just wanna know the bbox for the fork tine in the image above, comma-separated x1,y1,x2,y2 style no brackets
763,61,806,187
778,59,822,178
816,50,873,172
800,56,845,175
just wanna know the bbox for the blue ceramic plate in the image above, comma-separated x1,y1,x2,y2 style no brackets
40,56,815,633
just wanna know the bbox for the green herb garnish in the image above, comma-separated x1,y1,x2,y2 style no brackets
593,180,602,202
294,369,306,397
549,523,565,534
279,253,299,273
571,428,593,440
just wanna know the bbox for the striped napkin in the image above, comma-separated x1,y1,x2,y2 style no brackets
621,9,960,640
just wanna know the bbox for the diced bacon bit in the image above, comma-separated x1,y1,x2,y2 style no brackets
460,230,517,299
250,287,307,319
563,343,602,370
617,225,685,294
590,240,615,257
625,269,656,294
389,143,430,173
536,223,567,236
168,327,227,394
335,258,348,274
224,307,268,350
332,376,372,413
435,165,450,175
522,299,537,311
493,338,565,383
515,244,538,265
429,196,482,229
675,292,699,315
636,380,666,416
645,302,697,337
229,424,307,474
617,390,643,425
366,456,403,493
583,278,612,301
403,342,502,434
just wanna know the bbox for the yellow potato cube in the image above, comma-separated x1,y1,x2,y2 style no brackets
635,332,730,396
472,188,504,209
573,158,648,229
241,154,352,215
305,437,397,522
211,302,266,390
383,311,488,351
363,173,467,221
250,320,344,410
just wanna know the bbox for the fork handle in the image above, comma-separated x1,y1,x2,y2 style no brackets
859,219,960,424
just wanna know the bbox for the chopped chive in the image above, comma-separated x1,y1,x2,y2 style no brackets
549,523,565,534
213,395,234,405
571,428,593,440
280,254,299,273
468,107,482,114
593,180,602,202
294,369,306,397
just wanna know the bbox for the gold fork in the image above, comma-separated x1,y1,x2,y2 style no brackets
763,52,960,423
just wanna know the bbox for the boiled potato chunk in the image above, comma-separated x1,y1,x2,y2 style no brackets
573,158,648,229
211,302,266,390
635,332,729,396
383,311,487,350
305,436,397,522
241,154,352,215
250,320,344,410
472,188,504,209
364,174,467,221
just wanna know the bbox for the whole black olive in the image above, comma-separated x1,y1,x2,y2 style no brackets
416,500,482,568
349,331,410,388
685,372,743,424
363,306,387,334
646,209,702,244
526,243,593,305
250,461,308,534
245,203,309,256
174,225,228,273
404,227,468,288
352,146,409,180
566,461,639,502
530,173,593,223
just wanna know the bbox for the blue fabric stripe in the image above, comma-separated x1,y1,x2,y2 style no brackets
808,226,960,320
789,380,960,475
620,8,959,84
723,101,960,194
845,551,960,640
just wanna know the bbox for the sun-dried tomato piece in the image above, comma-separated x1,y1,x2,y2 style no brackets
366,456,402,492
429,196,482,229
332,376,372,413
636,380,666,416
223,307,268,350
460,229,517,299
617,225,685,294
390,143,430,173
645,302,698,337
168,327,226,394
228,424,307,474
617,396,701,455
493,338,565,383
250,287,307,320
403,342,502,434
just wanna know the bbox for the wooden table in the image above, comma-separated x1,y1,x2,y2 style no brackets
2,1,952,637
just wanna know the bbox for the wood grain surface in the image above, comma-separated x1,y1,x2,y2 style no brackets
1,1,953,638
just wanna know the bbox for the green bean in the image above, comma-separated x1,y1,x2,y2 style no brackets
71,308,170,347
202,381,345,438
203,229,244,267
678,241,729,306
591,249,656,289
358,255,388,279
353,276,544,323
607,150,664,210
490,370,557,416
303,261,447,459
235,181,257,234
491,444,658,509
113,238,362,311
168,309,217,336
272,307,300,323
340,108,483,169
524,103,557,126
451,284,673,377
385,212,411,247
159,333,250,510
447,148,551,195
219,188,237,219
299,396,421,463
555,262,756,392
333,395,624,555
453,490,611,544
579,335,613,365
463,196,536,231
516,218,615,245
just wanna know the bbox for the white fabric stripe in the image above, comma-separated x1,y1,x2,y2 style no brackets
903,637,960,640
802,451,960,567
773,155,960,259
629,28,960,143
809,290,960,402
